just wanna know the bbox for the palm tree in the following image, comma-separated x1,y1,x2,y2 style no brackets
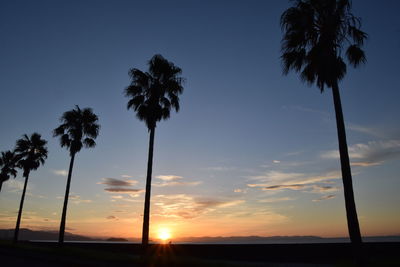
0,150,18,192
53,105,100,244
125,54,184,246
280,0,367,244
13,133,48,242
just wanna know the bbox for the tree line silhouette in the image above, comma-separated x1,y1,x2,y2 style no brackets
0,0,366,251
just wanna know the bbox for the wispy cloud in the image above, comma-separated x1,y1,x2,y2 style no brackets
282,105,330,117
205,166,236,171
312,194,336,202
261,184,307,191
321,140,400,166
347,123,384,138
5,180,26,191
121,174,133,178
247,170,340,199
52,169,68,176
56,194,92,204
104,188,144,193
153,175,201,187
106,215,118,220
258,197,295,203
233,188,247,193
248,170,340,187
156,175,182,181
311,185,340,193
153,194,245,219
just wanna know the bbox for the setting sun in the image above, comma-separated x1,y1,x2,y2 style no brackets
158,228,172,242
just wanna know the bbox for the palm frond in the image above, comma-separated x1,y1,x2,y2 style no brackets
53,106,100,155
83,138,96,148
125,54,184,130
280,0,367,90
14,133,48,177
346,44,366,67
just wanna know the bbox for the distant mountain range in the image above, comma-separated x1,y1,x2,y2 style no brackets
1,228,399,243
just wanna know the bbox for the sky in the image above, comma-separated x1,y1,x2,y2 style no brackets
0,0,399,241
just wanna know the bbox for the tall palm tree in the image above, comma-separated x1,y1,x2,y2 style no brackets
53,105,100,244
13,133,48,242
280,0,367,244
0,150,18,192
125,54,184,246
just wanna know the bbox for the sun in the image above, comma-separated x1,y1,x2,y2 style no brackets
157,228,172,242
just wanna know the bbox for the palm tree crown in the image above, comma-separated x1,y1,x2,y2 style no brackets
0,150,18,191
280,0,367,90
15,133,48,178
53,105,100,155
125,54,184,130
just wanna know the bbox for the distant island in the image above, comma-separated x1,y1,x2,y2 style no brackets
1,228,399,244
106,237,129,242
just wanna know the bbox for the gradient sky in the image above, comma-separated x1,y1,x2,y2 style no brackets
1,0,399,241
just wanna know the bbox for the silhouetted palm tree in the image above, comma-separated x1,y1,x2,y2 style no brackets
280,0,367,244
125,54,184,246
0,150,18,192
13,133,48,242
53,105,100,244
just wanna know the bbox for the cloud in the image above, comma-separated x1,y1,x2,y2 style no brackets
106,215,118,220
258,197,295,203
98,178,138,187
347,123,384,138
52,169,68,176
104,188,144,193
261,184,307,191
121,175,132,178
272,160,281,164
247,170,341,196
57,194,92,204
153,181,202,187
313,194,336,202
26,192,48,199
152,194,245,219
247,170,340,188
99,177,143,194
5,179,26,191
311,185,340,193
205,166,236,171
234,188,247,193
282,105,330,117
321,140,400,166
156,175,182,181
153,174,202,187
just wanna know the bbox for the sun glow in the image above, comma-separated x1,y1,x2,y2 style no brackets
158,228,172,242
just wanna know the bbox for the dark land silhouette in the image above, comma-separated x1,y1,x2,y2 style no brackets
1,228,400,244
0,237,399,266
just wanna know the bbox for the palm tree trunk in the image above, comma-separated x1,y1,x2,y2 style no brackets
14,172,29,242
142,127,155,247
0,181,3,192
332,82,362,244
58,153,75,244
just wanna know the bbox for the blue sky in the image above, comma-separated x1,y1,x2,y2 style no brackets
0,0,399,239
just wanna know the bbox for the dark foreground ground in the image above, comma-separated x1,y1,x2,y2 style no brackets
0,240,399,266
